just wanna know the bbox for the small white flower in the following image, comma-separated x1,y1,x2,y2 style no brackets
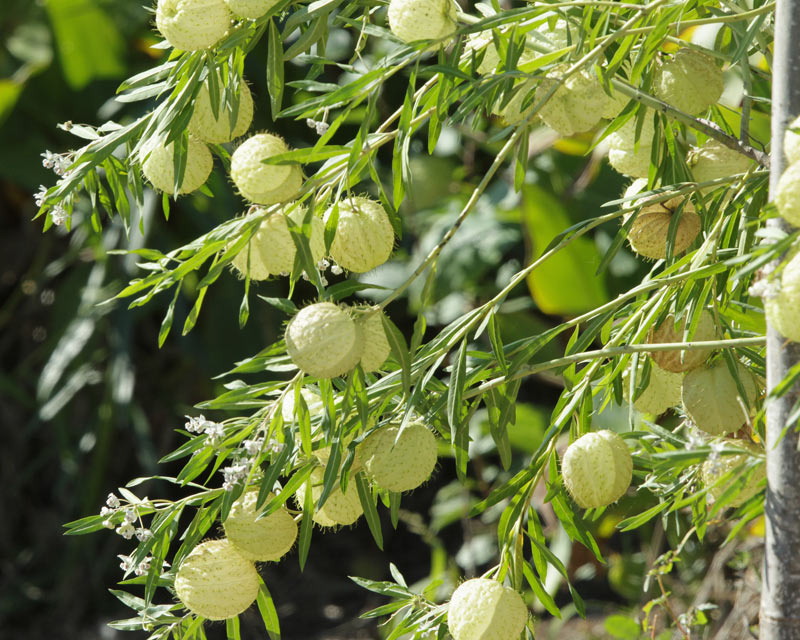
301,272,310,281
184,415,206,433
135,528,153,542
123,508,137,524
204,421,225,446
102,519,114,529
50,205,68,226
314,121,330,136
222,462,248,491
106,493,120,509
135,556,152,576
330,264,343,276
279,271,289,277
118,554,134,572
116,522,136,540
41,150,57,170
267,439,284,454
243,438,264,457
34,186,48,208
317,258,330,271
100,506,113,517
320,276,329,287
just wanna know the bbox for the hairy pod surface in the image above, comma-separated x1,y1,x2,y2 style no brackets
326,197,395,273
687,140,753,193
141,136,213,195
354,310,392,373
224,0,280,19
535,66,608,136
561,430,632,509
295,466,363,527
231,206,325,280
607,117,656,178
447,578,528,640
653,49,723,115
765,250,800,343
231,133,302,205
189,81,254,144
387,0,457,43
155,0,231,51
623,363,683,416
682,361,759,436
224,490,298,562
174,539,259,620
285,302,363,379
784,115,800,165
775,161,800,228
648,311,717,373
624,197,701,260
358,421,438,492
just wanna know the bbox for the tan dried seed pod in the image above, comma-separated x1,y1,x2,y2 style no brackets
648,311,717,373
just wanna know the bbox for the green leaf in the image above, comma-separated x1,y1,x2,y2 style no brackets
381,314,411,397
520,184,609,314
355,472,383,550
267,19,285,119
256,580,281,640
226,617,241,640
604,614,640,640
45,0,125,89
158,287,181,348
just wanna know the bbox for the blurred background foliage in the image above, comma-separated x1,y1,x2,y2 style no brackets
0,1,760,638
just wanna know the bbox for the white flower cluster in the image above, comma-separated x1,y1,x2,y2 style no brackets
41,150,71,177
185,414,225,445
306,118,330,136
99,493,152,541
221,435,283,491
118,554,153,577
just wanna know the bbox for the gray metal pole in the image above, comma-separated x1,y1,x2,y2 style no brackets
760,1,800,638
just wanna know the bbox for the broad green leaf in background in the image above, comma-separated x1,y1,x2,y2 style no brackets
45,0,125,89
0,80,24,127
521,184,609,315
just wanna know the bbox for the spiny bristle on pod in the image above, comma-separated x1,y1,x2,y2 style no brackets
325,197,395,273
701,439,764,508
294,466,363,527
387,0,457,44
648,311,717,373
622,362,683,416
188,80,254,144
141,135,213,196
174,539,259,620
682,361,759,436
155,0,231,51
223,490,298,562
764,249,800,343
354,309,391,373
224,0,281,19
285,302,364,379
231,205,325,281
534,65,608,136
447,578,529,640
230,133,302,205
687,140,753,194
357,421,438,492
561,430,632,509
653,48,723,115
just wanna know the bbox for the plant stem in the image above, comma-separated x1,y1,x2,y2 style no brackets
760,0,800,637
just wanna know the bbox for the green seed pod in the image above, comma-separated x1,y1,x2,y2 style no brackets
189,81,254,144
561,430,632,509
294,466,363,527
623,363,683,416
357,421,438,492
765,250,800,343
606,117,656,178
775,161,800,228
223,490,297,562
224,0,281,19
354,309,391,373
326,197,395,273
784,115,800,165
448,578,529,640
387,0,457,43
141,135,213,195
687,140,753,193
682,361,759,436
535,65,608,136
231,133,302,205
231,206,325,281
493,79,538,126
156,0,231,51
648,311,717,373
285,302,364,379
174,539,259,620
653,49,723,115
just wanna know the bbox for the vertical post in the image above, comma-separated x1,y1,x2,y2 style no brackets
760,1,800,638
